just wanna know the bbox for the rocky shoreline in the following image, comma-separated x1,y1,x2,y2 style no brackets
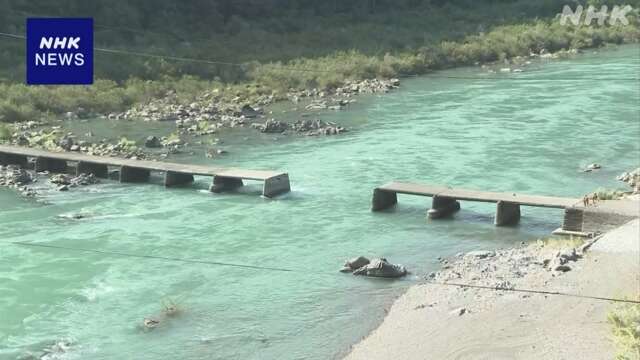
0,78,400,162
110,78,399,137
0,47,591,164
0,165,102,198
346,216,640,359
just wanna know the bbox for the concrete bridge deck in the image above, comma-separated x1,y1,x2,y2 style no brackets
372,181,583,227
0,145,290,197
374,182,579,209
372,181,639,233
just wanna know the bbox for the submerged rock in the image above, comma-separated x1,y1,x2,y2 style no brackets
255,119,288,133
466,250,495,259
50,174,71,185
583,163,602,172
0,166,34,186
143,318,160,329
49,173,99,188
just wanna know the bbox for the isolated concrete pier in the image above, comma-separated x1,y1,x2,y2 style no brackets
262,174,291,198
372,181,581,228
0,145,291,198
372,188,398,211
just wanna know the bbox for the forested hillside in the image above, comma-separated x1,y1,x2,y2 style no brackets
0,0,638,123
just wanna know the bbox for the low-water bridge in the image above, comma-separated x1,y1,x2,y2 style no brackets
0,145,290,198
372,181,639,234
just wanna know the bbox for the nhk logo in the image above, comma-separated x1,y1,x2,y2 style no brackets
27,18,93,85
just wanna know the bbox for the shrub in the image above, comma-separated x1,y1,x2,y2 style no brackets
609,303,640,359
0,124,12,140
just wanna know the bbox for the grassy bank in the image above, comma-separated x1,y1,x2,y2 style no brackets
609,303,640,359
1,1,639,123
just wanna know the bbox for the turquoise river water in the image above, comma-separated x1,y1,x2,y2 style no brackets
1,45,639,360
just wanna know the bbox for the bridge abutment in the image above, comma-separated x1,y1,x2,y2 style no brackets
427,196,461,219
164,171,194,187
562,207,584,232
495,201,521,226
119,166,150,183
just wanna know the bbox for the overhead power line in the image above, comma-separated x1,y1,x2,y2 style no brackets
12,241,295,273
11,241,640,304
1,31,639,81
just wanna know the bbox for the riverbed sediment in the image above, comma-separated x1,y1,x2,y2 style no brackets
345,212,640,359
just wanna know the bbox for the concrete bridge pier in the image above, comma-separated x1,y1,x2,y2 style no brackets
372,189,398,211
119,166,150,183
77,161,109,178
495,201,521,226
164,171,194,187
262,174,291,198
0,152,28,167
427,196,461,219
210,176,243,193
35,157,67,173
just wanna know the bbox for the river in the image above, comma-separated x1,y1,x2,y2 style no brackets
1,45,638,360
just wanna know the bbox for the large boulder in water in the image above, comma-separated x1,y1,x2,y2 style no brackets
352,258,407,278
340,256,370,273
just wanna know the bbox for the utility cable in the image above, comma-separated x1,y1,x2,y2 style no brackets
12,241,640,304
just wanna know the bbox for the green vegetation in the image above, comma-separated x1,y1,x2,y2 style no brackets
116,137,138,152
592,188,628,200
536,236,585,249
0,0,639,122
0,124,12,140
609,303,640,359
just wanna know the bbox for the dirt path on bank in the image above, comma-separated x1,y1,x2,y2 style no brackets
346,219,640,360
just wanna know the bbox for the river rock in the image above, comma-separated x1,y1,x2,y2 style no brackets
50,174,71,185
352,258,407,278
50,173,99,187
144,136,162,148
256,119,288,133
241,104,261,118
617,168,640,193
58,136,74,151
583,163,602,172
557,249,581,265
0,166,34,186
340,256,371,273
73,173,99,186
466,250,495,259
451,307,467,316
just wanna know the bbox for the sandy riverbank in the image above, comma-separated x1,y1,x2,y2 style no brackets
346,215,640,359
